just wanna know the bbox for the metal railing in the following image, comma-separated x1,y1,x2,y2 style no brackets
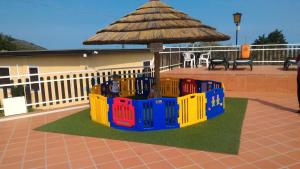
162,43,300,64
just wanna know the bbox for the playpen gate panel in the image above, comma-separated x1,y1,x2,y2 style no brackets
206,88,225,119
120,78,136,97
160,78,180,97
178,93,207,128
89,94,110,127
136,77,154,97
112,98,135,127
181,79,198,96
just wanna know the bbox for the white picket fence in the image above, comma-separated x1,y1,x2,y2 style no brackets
0,64,181,112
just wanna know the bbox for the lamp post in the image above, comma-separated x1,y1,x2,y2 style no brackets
233,12,242,46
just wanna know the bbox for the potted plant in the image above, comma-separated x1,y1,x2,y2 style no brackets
2,85,27,116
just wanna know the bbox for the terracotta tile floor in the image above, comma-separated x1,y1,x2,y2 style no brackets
0,92,299,169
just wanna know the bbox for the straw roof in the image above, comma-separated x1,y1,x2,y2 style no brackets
83,0,230,45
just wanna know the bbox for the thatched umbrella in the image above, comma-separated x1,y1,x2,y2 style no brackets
83,0,230,97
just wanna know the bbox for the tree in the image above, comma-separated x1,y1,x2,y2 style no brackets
189,41,221,47
253,29,288,45
0,33,17,51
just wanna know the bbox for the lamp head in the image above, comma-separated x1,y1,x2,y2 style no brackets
233,12,242,25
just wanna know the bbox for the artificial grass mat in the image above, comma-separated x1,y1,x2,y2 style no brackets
35,97,248,155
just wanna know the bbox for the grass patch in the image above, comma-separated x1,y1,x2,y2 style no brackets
35,97,248,154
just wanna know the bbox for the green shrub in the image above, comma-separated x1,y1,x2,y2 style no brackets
0,103,4,117
11,85,25,97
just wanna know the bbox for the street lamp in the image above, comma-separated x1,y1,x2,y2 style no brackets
233,12,242,46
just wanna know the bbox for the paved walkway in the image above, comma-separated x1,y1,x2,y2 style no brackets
0,92,299,169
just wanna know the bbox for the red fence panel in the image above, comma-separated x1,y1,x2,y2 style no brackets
181,79,198,96
112,98,135,127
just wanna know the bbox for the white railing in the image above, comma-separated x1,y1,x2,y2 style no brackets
0,64,181,112
162,43,300,64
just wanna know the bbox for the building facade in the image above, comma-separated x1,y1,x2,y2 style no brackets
0,49,154,110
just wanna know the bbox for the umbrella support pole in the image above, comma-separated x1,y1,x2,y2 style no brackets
154,52,161,97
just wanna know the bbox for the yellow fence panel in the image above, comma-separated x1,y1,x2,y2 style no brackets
160,78,180,97
91,85,101,94
119,78,136,97
221,83,226,108
177,93,207,128
89,94,110,127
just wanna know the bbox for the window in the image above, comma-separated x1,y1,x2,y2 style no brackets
0,67,10,86
29,66,40,91
143,60,151,77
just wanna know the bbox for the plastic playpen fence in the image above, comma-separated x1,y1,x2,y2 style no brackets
89,94,110,127
134,98,179,131
180,79,199,96
160,78,180,97
136,77,154,97
112,98,135,127
119,78,136,98
206,88,225,119
177,93,207,128
91,85,101,94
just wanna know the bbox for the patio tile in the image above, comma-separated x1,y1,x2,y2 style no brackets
89,146,111,157
97,161,122,169
253,159,281,169
47,162,70,169
0,163,22,169
132,145,154,156
188,151,214,165
159,148,183,160
46,147,66,157
199,160,225,169
285,150,300,161
24,150,45,161
1,154,23,165
251,147,278,158
93,153,115,165
180,164,202,169
147,161,174,169
167,156,195,168
113,149,136,160
289,163,300,169
269,154,298,167
269,144,293,154
234,164,259,169
3,147,25,158
70,157,94,169
239,151,264,162
47,154,68,166
109,142,130,152
23,158,45,169
140,152,164,164
119,156,144,168
68,150,90,161
218,155,247,168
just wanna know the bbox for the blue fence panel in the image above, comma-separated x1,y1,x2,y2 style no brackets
108,97,179,131
205,88,225,119
136,77,155,97
134,98,179,131
101,81,112,97
197,80,214,93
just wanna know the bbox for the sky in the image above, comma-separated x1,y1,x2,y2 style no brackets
0,0,299,50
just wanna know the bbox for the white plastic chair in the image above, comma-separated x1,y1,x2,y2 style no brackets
198,51,211,68
183,52,196,68
150,58,154,68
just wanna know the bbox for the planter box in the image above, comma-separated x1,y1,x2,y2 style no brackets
3,96,27,116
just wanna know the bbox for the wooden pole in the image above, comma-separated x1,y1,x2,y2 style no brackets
154,52,161,97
